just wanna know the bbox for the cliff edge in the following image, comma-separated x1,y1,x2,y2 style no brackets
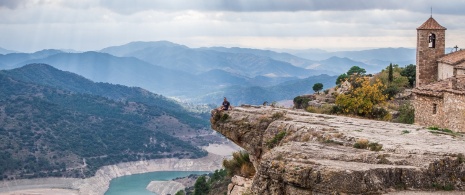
211,106,465,194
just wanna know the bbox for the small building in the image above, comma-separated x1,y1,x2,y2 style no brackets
412,16,465,132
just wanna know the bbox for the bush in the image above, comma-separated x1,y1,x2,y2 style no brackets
396,102,414,124
293,96,314,109
222,151,255,178
353,139,369,149
383,85,400,99
368,142,383,151
369,107,391,121
266,131,286,149
335,77,388,117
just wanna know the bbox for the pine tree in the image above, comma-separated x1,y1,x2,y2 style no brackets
388,63,394,84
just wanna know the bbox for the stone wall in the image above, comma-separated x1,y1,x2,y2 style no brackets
444,92,465,132
413,94,445,129
414,91,465,133
438,62,454,80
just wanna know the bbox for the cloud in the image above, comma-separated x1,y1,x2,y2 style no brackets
97,0,465,15
0,0,28,9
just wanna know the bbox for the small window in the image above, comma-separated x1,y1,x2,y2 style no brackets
428,33,436,48
433,103,437,114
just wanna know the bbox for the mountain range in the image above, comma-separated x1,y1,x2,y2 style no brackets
0,64,215,179
0,41,415,104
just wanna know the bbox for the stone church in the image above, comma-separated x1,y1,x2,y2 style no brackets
412,16,465,132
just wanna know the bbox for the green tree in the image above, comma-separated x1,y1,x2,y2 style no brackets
388,63,394,83
336,73,348,85
194,175,210,195
400,64,416,88
175,190,186,195
312,83,324,94
347,66,366,76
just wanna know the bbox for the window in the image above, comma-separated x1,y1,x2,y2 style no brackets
428,33,436,48
433,103,437,114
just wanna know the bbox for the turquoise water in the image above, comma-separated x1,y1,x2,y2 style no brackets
104,171,210,195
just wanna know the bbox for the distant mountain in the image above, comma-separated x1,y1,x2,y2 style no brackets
0,47,16,55
0,64,217,180
286,47,415,67
202,47,318,69
15,51,204,96
0,49,63,69
197,74,338,105
313,56,380,74
100,41,322,78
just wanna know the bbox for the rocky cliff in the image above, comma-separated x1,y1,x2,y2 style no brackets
211,106,465,194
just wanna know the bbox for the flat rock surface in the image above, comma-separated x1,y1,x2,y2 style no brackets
211,106,465,194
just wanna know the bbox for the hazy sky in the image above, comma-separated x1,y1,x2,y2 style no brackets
1,0,465,52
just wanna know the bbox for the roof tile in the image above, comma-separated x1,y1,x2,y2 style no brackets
438,49,465,65
417,17,447,30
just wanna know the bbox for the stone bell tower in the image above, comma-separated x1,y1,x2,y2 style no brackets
416,17,446,87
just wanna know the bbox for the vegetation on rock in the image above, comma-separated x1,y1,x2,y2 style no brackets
222,151,255,178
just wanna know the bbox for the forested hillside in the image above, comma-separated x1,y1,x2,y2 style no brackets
0,65,209,180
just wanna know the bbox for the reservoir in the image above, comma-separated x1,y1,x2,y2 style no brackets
104,171,210,195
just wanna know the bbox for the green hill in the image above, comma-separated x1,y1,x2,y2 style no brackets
0,65,208,180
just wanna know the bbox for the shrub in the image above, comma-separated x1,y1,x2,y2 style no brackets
369,107,391,121
266,131,287,149
396,102,414,124
293,96,313,109
353,139,369,149
368,142,383,151
335,77,387,117
271,112,284,120
219,113,229,122
222,151,255,178
458,153,464,164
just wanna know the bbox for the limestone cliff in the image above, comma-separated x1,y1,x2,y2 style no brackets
211,106,465,194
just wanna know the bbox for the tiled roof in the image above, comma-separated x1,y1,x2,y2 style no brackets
417,17,447,30
413,76,465,97
438,49,465,65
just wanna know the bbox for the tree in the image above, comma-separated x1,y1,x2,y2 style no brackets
388,63,394,83
400,64,416,88
336,73,348,85
347,66,366,76
194,175,210,195
335,77,387,117
312,83,324,94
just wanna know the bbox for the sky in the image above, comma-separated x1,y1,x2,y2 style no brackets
1,0,465,53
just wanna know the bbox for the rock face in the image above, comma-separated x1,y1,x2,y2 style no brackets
210,106,465,195
228,175,253,195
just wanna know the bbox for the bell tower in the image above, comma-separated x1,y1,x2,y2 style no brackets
416,17,446,87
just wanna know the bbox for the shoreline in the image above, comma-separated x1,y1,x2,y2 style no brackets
0,153,225,195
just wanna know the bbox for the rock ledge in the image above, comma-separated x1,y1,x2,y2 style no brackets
211,106,465,194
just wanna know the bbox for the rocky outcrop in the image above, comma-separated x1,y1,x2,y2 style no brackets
211,106,465,194
228,175,253,195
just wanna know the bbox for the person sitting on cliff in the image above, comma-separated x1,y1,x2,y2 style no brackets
218,97,233,111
